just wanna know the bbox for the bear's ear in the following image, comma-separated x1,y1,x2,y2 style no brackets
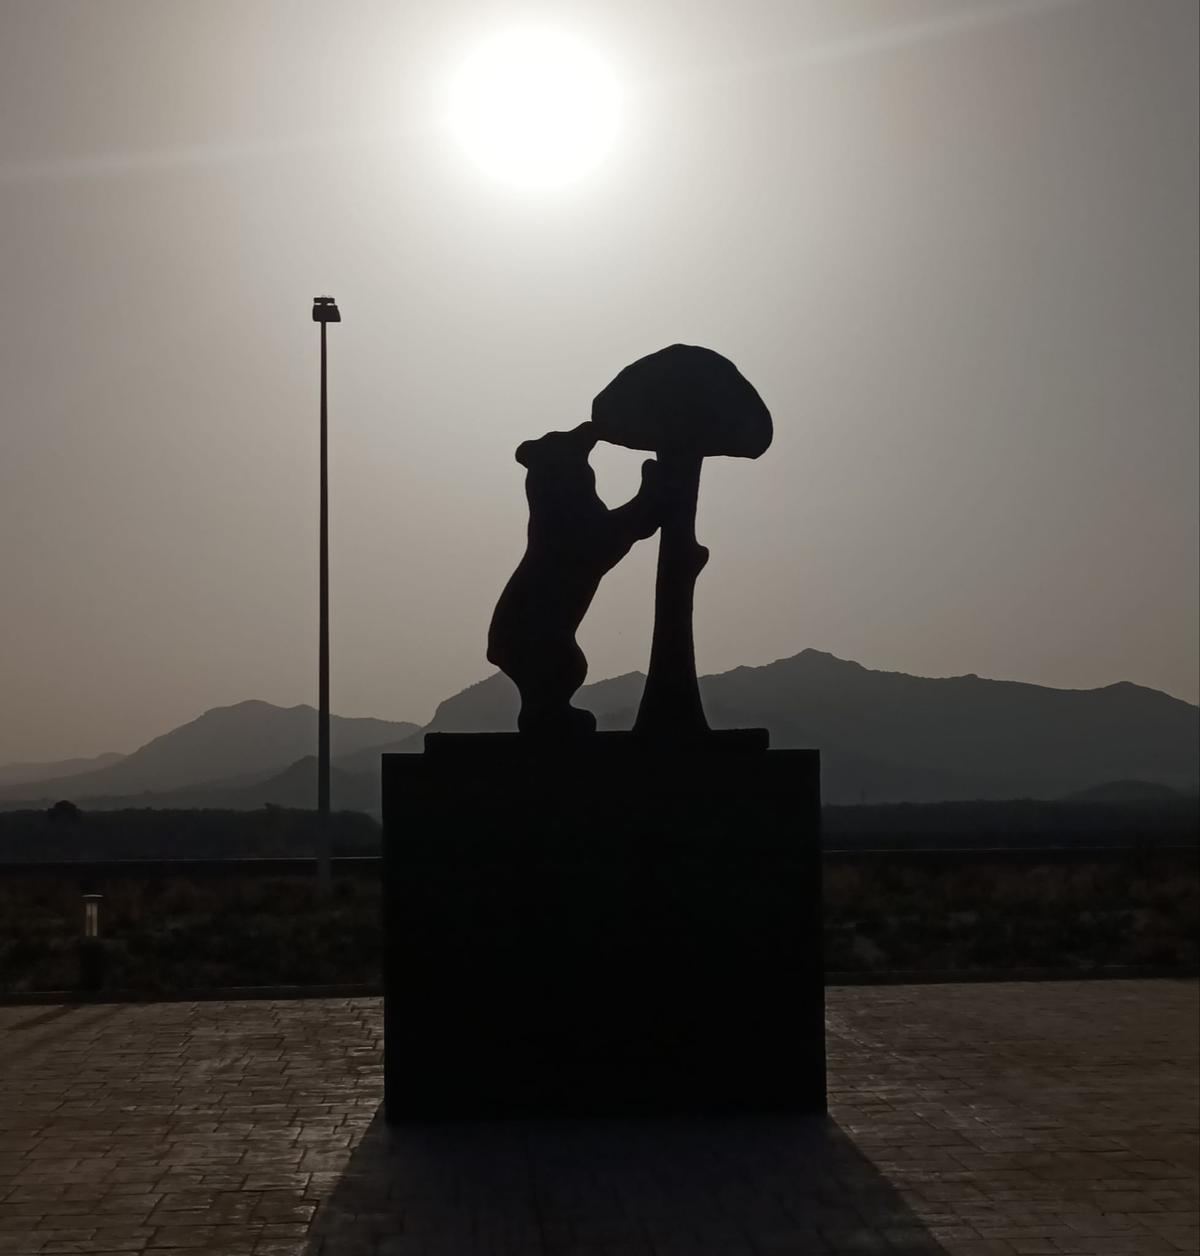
515,439,536,468
570,420,597,451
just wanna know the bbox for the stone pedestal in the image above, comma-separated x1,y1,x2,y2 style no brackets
382,732,823,1120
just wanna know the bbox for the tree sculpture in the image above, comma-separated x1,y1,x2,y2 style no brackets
592,345,772,735
489,345,771,738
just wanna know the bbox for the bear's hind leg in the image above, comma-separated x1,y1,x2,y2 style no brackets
515,638,593,736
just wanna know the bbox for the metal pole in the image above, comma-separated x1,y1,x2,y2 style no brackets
318,318,331,889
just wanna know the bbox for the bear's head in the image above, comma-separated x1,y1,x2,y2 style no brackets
515,421,597,470
515,422,603,519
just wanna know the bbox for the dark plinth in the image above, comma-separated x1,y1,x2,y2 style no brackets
382,731,823,1121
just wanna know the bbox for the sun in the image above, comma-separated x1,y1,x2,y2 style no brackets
449,30,622,190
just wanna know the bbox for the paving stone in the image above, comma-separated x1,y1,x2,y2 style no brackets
0,983,1194,1255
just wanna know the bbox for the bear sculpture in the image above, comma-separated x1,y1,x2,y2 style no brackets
487,421,660,735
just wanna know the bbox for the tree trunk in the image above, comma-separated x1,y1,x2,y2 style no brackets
635,453,710,737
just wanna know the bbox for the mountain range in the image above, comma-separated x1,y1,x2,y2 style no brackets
1,650,1195,811
0,702,417,807
0,751,125,789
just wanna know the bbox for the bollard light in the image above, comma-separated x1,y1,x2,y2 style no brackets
82,893,101,939
78,893,105,992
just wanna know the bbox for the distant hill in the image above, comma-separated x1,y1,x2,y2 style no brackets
0,751,125,790
327,673,646,772
417,670,645,735
354,651,1198,805
0,701,417,807
25,755,372,813
696,650,1199,803
3,651,1195,812
45,756,379,814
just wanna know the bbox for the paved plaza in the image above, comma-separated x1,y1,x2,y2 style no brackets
0,981,1195,1256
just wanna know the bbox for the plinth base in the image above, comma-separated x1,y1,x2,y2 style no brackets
382,732,823,1120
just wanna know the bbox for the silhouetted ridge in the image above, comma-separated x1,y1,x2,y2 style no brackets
427,673,521,732
692,649,1197,802
2,651,1193,810
0,702,418,803
387,649,1196,805
0,751,125,790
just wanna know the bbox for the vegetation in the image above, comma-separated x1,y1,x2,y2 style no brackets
2,796,1195,862
821,849,1197,973
821,795,1198,849
1,874,380,992
0,806,380,862
1,847,1193,994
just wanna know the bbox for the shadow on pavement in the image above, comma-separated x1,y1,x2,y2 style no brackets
307,1106,947,1255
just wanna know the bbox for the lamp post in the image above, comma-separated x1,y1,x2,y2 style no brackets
312,296,340,887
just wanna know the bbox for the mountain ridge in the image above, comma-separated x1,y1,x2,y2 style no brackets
2,649,1194,810
402,648,1198,803
0,701,419,804
0,751,126,790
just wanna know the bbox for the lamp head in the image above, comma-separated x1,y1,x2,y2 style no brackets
312,296,341,323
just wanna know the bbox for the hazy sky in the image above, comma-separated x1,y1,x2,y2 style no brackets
1,0,1197,763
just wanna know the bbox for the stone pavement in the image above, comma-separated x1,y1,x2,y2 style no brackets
0,981,1195,1256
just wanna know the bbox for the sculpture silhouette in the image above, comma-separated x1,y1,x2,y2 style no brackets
390,353,815,1127
487,421,660,735
592,345,772,736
